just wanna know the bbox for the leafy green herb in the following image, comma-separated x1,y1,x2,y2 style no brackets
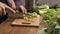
23,12,37,21
35,5,60,34
32,5,60,24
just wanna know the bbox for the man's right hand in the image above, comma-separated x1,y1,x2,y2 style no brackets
12,5,16,10
7,0,16,10
0,2,16,15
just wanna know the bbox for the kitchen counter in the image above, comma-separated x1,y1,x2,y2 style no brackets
0,18,47,34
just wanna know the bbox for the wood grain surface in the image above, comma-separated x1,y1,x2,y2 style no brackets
12,15,43,27
0,18,47,34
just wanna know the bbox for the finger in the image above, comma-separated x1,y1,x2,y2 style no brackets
15,10,19,13
23,9,25,13
0,7,3,16
0,6,6,15
24,9,27,13
21,8,25,13
2,8,6,15
6,5,16,13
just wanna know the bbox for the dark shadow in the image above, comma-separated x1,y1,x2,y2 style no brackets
0,13,8,24
11,24,39,28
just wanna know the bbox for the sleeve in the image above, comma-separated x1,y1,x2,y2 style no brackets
14,0,22,7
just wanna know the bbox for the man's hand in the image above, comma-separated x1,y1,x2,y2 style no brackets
12,5,16,10
0,2,16,15
19,5,27,13
7,0,16,10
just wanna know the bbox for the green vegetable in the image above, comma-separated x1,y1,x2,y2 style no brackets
44,22,57,34
23,12,37,21
32,5,49,14
34,5,60,34
38,22,60,34
38,28,48,34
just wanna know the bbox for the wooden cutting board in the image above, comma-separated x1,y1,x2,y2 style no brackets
11,15,43,27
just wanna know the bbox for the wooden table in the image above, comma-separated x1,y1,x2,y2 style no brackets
0,18,47,34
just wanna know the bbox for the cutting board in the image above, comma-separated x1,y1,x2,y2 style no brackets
11,15,43,27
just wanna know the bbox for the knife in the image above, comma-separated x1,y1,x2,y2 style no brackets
8,11,31,18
